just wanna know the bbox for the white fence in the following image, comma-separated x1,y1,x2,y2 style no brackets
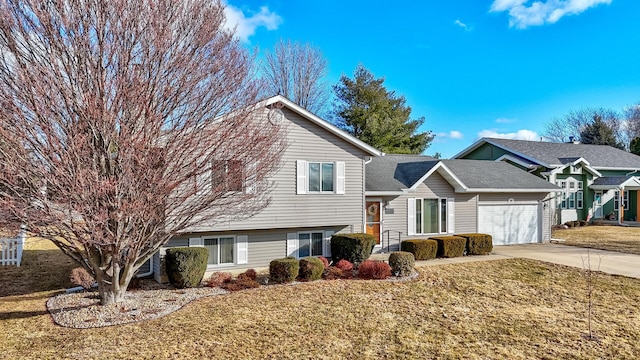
0,227,26,267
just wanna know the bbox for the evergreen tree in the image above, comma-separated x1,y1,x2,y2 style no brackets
332,65,433,154
580,115,625,149
630,137,640,156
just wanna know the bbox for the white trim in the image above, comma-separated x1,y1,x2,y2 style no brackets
202,235,236,267
452,138,551,168
366,191,405,196
456,188,558,193
407,198,416,236
495,154,537,169
286,233,297,257
296,160,307,194
236,235,248,264
324,231,334,257
336,161,346,194
409,162,467,192
261,96,383,156
447,198,455,234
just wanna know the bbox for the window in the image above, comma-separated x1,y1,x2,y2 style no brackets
308,162,334,192
203,237,235,265
298,232,324,257
212,160,243,192
414,198,447,234
558,178,583,210
614,190,629,210
296,160,345,195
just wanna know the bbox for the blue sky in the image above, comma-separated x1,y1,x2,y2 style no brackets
224,0,640,158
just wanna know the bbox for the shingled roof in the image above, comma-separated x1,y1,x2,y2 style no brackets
366,155,559,192
466,138,640,169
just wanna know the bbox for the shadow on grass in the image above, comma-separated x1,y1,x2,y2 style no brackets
0,309,50,320
0,249,76,297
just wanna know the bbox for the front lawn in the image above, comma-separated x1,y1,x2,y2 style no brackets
553,225,640,255
1,239,639,358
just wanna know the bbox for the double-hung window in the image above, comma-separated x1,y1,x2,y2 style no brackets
296,160,345,194
411,198,450,235
212,159,243,192
614,190,629,210
557,178,583,210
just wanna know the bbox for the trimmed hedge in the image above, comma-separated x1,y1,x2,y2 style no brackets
330,233,376,267
299,257,324,281
457,233,493,255
400,239,438,260
165,247,209,288
388,251,415,277
269,257,299,284
358,260,391,280
431,236,467,258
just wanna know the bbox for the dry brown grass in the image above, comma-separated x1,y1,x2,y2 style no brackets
1,239,640,359
553,225,640,255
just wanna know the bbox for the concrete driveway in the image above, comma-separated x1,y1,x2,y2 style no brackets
492,243,640,279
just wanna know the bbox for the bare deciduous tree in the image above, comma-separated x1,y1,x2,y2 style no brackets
544,107,625,147
0,0,286,305
260,39,329,114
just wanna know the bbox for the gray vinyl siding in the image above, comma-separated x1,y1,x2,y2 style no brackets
155,226,350,282
191,107,368,233
377,173,478,239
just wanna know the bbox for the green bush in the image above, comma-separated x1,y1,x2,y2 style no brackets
269,258,299,284
431,236,466,258
330,233,376,267
165,247,208,288
400,239,438,260
388,252,415,277
299,257,324,281
457,233,493,255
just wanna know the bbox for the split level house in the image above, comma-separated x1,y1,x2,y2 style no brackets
454,137,640,225
151,96,559,282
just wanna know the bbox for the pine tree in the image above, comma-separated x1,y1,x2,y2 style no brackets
580,115,625,149
332,65,433,154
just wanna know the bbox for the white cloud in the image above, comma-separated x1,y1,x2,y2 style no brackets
495,117,517,123
223,2,282,43
489,0,612,29
478,129,540,140
454,19,472,31
437,130,464,139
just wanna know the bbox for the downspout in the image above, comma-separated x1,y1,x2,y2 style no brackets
136,256,154,278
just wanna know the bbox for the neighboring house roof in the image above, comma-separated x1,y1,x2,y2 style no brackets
591,176,640,190
454,137,640,170
259,96,383,157
366,155,559,194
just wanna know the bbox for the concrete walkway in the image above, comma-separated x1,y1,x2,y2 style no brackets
492,243,640,279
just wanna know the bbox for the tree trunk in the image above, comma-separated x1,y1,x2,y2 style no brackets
94,261,134,305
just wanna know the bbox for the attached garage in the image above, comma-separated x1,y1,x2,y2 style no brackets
478,203,541,245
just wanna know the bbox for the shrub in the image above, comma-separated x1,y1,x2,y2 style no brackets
70,267,95,290
457,233,493,255
358,260,391,280
223,279,261,292
323,266,347,280
318,256,330,269
237,269,258,281
298,257,324,281
269,258,299,284
334,259,354,271
330,233,376,268
388,252,415,277
165,247,208,288
205,272,233,287
400,239,438,260
431,236,467,258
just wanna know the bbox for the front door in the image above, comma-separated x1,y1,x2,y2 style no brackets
366,201,381,245
594,191,603,218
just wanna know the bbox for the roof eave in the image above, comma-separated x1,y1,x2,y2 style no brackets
456,188,559,193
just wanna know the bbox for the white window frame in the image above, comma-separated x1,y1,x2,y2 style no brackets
189,235,248,267
413,198,448,235
286,230,334,258
614,190,630,210
296,160,345,195
307,161,335,193
558,178,583,210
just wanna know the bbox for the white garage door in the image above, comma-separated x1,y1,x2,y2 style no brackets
478,204,540,245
